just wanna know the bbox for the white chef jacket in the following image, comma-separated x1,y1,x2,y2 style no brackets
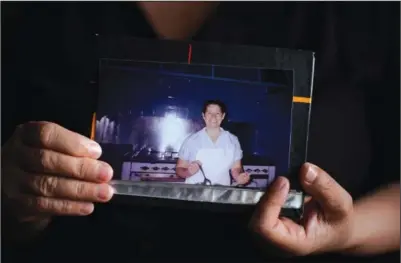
178,128,243,186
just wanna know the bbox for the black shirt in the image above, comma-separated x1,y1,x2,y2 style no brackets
2,2,400,262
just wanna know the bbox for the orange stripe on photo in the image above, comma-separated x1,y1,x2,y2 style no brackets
90,112,96,140
187,44,192,64
292,96,312,103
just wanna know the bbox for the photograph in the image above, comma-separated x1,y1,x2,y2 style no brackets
94,59,294,190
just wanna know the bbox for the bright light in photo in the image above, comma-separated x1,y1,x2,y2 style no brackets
159,112,187,152
96,116,116,143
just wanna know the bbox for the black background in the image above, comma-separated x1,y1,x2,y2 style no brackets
2,2,399,262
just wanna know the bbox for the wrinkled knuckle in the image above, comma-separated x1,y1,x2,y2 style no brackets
39,149,57,171
39,123,57,146
38,176,58,196
35,197,51,212
76,158,92,179
74,182,87,198
38,149,47,169
59,200,73,214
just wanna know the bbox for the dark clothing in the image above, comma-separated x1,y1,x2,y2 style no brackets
2,2,400,262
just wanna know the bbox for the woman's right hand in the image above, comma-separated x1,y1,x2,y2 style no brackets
2,121,114,223
188,160,201,176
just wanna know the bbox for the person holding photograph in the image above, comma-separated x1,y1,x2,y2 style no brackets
2,2,399,262
175,100,250,186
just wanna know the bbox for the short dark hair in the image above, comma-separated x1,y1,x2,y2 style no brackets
202,100,227,114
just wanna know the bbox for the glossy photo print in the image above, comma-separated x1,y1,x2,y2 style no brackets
95,59,293,190
92,37,314,218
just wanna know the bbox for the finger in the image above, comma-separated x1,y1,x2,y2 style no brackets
19,146,113,182
251,176,289,230
22,194,95,216
300,163,353,219
195,160,202,166
301,199,319,226
304,195,312,203
250,177,309,255
26,175,114,202
20,122,102,159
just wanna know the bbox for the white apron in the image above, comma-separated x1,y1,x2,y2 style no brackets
185,147,235,186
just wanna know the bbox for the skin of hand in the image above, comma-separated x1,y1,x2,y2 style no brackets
2,121,115,224
249,162,355,256
235,172,251,185
188,160,202,176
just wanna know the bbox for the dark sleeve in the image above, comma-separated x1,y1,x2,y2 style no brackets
2,3,63,142
3,217,91,263
2,3,32,143
364,3,400,188
2,5,98,261
2,3,96,145
3,204,152,262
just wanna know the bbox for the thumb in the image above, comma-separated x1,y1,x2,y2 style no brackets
300,163,353,219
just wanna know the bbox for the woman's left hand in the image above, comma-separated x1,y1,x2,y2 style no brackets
235,172,251,185
249,163,354,256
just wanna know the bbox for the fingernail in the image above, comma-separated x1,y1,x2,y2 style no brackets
274,177,287,190
278,178,288,190
304,163,318,183
97,185,112,201
97,163,113,181
80,204,94,215
87,141,102,158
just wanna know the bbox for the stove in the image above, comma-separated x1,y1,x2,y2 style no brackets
120,158,275,188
